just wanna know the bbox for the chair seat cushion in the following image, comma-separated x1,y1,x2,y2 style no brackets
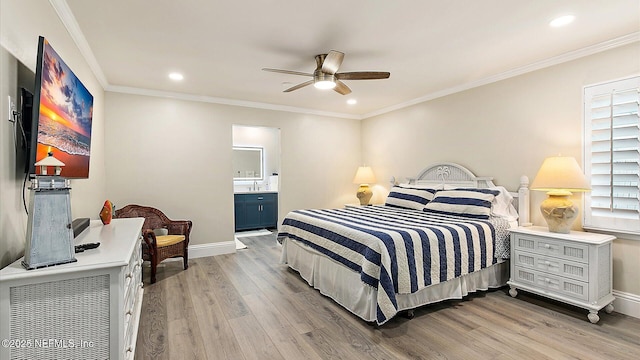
156,234,186,247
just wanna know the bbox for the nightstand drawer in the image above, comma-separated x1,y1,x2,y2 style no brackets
513,266,589,302
513,233,589,263
513,250,589,282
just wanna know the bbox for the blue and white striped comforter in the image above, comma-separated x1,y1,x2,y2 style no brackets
278,205,510,325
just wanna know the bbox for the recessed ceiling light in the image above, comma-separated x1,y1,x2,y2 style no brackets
169,72,184,81
549,15,575,27
347,99,357,105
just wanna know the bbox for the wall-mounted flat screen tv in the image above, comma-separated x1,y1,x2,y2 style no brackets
26,36,93,178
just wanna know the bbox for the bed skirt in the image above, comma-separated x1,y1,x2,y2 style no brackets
280,237,509,323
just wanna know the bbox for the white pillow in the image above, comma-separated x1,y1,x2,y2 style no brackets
489,186,519,221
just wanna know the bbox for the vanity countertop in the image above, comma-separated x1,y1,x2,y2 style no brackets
234,191,278,194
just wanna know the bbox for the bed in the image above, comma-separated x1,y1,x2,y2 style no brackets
277,163,531,325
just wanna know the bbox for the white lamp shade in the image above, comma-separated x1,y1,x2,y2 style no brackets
530,156,590,193
353,166,376,184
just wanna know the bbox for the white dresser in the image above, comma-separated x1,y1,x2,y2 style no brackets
0,218,144,359
508,226,615,323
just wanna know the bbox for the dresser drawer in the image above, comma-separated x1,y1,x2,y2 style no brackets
513,266,589,302
512,233,589,263
513,250,589,282
123,238,142,302
123,283,143,360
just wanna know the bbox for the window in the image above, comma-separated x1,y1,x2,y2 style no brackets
583,76,640,236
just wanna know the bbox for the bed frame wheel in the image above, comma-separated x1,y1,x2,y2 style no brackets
588,311,600,324
403,309,415,319
509,287,518,297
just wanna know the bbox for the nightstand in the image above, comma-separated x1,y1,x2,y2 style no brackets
344,203,382,209
508,226,615,324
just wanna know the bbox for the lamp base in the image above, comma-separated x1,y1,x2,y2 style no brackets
356,185,373,206
540,194,578,234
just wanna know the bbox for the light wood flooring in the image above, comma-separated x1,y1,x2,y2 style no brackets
136,232,640,359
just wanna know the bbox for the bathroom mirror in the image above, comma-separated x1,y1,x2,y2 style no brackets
233,147,263,180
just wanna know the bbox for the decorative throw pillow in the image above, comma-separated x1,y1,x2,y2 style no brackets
153,228,169,236
423,188,499,219
385,186,437,210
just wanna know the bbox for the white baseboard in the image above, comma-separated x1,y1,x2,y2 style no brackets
189,241,236,258
612,290,640,319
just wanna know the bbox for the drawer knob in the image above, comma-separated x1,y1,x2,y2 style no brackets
544,244,551,249
545,261,550,266
545,278,550,283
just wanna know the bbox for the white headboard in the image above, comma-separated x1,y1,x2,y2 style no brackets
407,162,496,188
398,162,530,226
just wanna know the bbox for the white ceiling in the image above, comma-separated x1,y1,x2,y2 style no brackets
63,0,639,119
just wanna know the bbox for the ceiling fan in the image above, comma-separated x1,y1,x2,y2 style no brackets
262,50,390,95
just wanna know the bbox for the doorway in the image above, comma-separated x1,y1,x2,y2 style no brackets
232,125,281,237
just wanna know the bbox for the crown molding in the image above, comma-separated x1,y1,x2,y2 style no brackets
362,32,640,119
106,85,361,120
51,1,638,121
49,0,109,88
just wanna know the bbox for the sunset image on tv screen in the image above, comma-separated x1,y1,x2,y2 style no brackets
35,38,93,178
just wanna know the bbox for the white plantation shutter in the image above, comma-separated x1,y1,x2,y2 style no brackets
583,76,640,235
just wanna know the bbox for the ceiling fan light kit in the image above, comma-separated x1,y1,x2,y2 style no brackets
263,50,390,95
313,73,336,89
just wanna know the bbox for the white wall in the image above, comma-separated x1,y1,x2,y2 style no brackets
104,92,361,246
0,0,106,268
361,43,640,295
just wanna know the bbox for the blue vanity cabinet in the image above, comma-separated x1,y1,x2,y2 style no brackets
234,192,278,231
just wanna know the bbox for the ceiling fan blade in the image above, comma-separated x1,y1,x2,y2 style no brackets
283,80,314,92
333,80,352,95
321,50,345,75
262,68,313,77
336,72,390,80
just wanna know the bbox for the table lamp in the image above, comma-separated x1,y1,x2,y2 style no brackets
353,166,376,205
530,156,590,233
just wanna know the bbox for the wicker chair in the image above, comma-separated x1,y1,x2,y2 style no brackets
114,204,192,284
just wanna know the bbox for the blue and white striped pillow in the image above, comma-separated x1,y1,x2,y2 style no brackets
385,186,437,210
423,188,500,219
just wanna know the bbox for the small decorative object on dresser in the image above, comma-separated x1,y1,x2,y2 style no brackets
100,200,114,225
508,226,615,324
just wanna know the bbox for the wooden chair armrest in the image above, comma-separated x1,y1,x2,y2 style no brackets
142,229,158,249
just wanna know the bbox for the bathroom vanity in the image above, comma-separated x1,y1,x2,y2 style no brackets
234,192,278,231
